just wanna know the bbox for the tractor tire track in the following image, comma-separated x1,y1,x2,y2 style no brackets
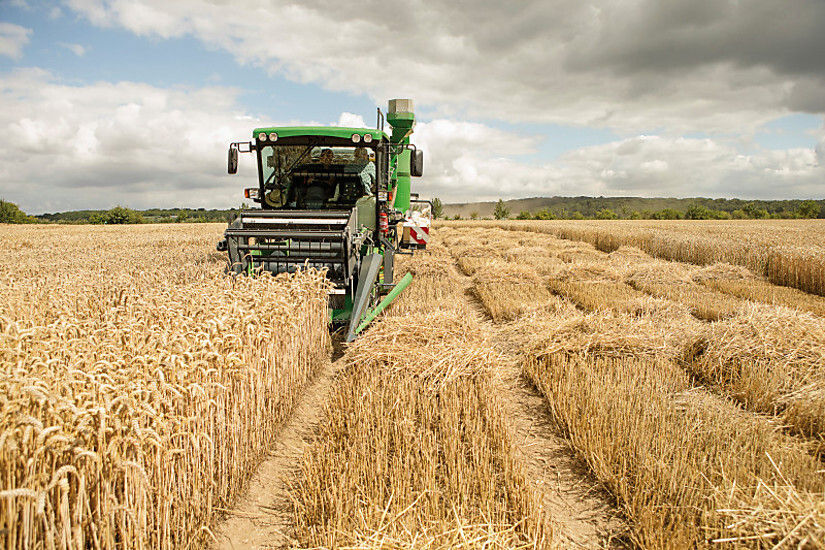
453,263,630,549
214,255,628,549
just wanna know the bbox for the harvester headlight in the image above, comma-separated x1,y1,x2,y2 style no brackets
363,133,372,143
268,132,278,141
257,132,267,141
351,133,361,143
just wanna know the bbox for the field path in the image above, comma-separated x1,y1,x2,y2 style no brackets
453,263,629,549
490,354,629,548
212,340,346,550
213,265,627,549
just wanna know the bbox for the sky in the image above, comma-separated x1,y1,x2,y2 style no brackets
0,0,823,213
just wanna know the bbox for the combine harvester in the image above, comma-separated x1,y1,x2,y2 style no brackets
218,99,430,340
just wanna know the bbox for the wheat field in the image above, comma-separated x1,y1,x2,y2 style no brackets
445,219,825,296
3,221,825,549
440,222,825,548
0,225,330,548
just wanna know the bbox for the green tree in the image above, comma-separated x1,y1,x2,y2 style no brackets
452,214,462,220
515,210,532,220
0,199,32,223
103,206,144,224
595,208,618,220
685,204,715,220
431,197,444,219
571,211,585,220
743,202,768,219
654,208,682,220
797,200,821,219
470,211,478,220
175,210,190,223
533,208,555,220
493,199,510,220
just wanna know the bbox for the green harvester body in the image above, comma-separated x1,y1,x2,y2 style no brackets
219,100,424,340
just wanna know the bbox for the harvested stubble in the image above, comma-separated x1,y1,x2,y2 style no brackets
606,246,658,269
624,259,825,319
457,250,504,276
684,303,825,440
547,279,669,316
546,261,668,317
511,244,563,256
446,228,571,279
440,224,825,545
626,260,744,321
0,224,330,549
510,255,567,278
695,263,825,316
555,247,607,264
519,311,825,548
387,246,466,317
471,261,555,322
443,239,507,278
289,310,549,549
441,219,825,297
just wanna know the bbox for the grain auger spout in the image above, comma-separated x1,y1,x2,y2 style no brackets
217,99,429,338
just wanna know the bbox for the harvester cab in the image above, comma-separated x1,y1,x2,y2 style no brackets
218,99,425,341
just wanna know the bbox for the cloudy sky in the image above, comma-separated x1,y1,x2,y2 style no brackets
1,0,824,213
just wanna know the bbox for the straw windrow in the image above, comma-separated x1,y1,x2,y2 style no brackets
289,306,550,548
441,226,825,548
443,219,825,297
684,303,825,439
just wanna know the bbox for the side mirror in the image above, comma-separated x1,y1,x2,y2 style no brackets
228,145,239,174
411,149,424,177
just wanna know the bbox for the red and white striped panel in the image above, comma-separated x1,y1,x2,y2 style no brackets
409,225,430,245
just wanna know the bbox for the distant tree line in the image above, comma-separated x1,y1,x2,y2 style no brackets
3,196,822,225
440,198,823,221
34,205,249,224
509,199,820,221
0,201,252,225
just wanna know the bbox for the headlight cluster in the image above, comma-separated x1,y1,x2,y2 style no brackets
351,133,373,143
257,132,278,142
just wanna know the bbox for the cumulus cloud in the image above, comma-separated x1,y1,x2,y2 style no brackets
64,0,825,133
58,42,87,56
1,68,821,214
559,136,822,199
414,122,824,202
0,69,264,213
0,22,31,59
334,112,366,128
